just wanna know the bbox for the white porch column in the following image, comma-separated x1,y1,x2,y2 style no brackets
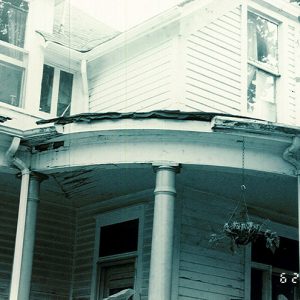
148,164,179,300
10,173,45,300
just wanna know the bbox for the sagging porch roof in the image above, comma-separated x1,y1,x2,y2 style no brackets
36,110,240,125
36,110,300,137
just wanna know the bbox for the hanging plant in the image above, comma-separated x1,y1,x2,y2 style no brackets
209,138,280,253
210,220,280,253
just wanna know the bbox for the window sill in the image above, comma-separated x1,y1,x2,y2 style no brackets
0,102,56,122
97,251,138,264
248,60,280,77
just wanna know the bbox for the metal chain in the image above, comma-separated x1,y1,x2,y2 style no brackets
241,137,249,221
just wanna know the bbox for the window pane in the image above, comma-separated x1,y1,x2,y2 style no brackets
57,70,73,117
99,219,139,257
0,61,23,107
0,1,28,48
39,65,54,113
248,12,278,68
247,65,276,121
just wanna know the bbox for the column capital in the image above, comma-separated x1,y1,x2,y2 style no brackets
152,162,181,174
16,171,48,182
30,171,48,183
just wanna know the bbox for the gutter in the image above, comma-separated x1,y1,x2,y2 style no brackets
5,137,31,300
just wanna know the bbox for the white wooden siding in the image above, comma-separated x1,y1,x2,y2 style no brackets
0,193,18,299
30,201,74,299
72,199,153,300
286,24,297,124
88,40,173,113
184,8,242,113
0,191,74,299
178,189,245,300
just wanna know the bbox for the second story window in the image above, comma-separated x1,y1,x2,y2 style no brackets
0,0,28,48
247,12,279,122
39,64,73,117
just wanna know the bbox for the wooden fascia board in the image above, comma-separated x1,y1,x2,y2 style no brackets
250,0,300,22
86,8,181,62
179,0,242,37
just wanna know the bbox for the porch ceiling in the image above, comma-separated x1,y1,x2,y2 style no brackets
42,165,155,207
0,164,297,226
178,166,298,226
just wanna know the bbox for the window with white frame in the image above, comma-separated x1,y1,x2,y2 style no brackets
0,0,28,107
92,206,144,300
247,12,279,122
251,236,299,300
39,64,73,117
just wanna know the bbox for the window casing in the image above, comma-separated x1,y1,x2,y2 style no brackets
0,1,28,108
39,64,73,117
92,206,144,300
247,11,280,122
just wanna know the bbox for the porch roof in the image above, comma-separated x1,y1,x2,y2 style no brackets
37,2,120,52
35,110,300,137
36,110,253,125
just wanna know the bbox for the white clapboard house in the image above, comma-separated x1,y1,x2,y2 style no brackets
0,0,300,299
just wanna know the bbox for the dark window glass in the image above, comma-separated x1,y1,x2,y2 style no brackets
272,273,299,300
57,70,73,117
251,268,263,300
99,219,139,257
39,65,54,113
252,237,299,272
0,61,22,106
0,1,28,48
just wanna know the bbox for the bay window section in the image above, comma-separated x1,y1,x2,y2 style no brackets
247,12,279,122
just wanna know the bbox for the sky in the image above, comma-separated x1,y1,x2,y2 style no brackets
70,0,178,31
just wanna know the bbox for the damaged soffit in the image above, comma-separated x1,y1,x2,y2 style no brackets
37,2,120,52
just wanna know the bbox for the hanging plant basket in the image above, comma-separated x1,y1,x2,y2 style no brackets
210,220,280,253
209,138,280,254
225,221,279,252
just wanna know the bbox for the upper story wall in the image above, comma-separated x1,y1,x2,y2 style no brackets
182,6,242,114
87,0,300,126
0,0,299,132
88,25,177,113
